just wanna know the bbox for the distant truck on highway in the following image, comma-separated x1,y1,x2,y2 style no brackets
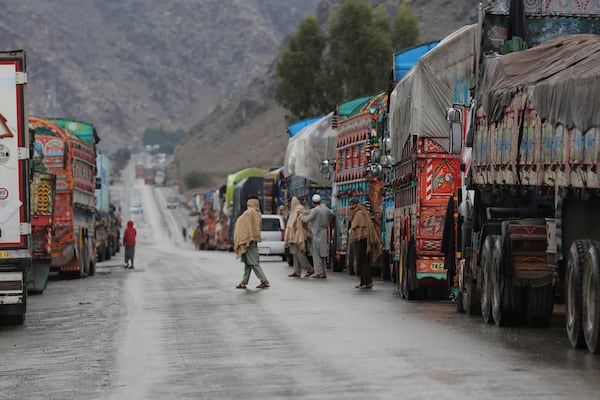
0,50,31,324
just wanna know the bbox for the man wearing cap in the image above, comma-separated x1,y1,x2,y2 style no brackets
349,197,381,289
300,194,333,279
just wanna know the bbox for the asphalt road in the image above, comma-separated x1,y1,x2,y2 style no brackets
2,159,600,399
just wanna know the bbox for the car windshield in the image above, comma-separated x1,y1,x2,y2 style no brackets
262,218,281,231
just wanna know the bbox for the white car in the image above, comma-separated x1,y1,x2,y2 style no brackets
166,196,178,209
258,214,286,261
129,203,143,214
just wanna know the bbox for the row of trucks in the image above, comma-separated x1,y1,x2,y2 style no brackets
199,167,286,251
275,0,600,354
135,164,167,186
0,49,115,324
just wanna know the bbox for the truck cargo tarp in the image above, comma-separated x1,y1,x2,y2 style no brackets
479,34,600,132
288,116,323,137
390,24,477,160
393,41,439,81
283,112,336,185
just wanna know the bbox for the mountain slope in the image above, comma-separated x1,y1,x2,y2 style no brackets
0,0,320,152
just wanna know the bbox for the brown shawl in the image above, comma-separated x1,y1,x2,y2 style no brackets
284,197,309,251
350,204,382,263
233,198,262,257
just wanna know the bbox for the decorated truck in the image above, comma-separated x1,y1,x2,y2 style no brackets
379,41,440,282
224,167,266,248
95,152,112,261
283,113,336,266
0,50,31,324
388,24,476,299
447,0,600,353
333,93,387,274
29,117,97,278
201,186,227,250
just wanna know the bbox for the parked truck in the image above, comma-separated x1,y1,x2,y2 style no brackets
333,93,387,275
29,117,97,278
388,24,476,299
448,1,600,353
379,42,440,282
0,50,31,324
95,152,111,261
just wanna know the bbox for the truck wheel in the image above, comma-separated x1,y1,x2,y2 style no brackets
523,284,554,327
480,235,496,324
403,240,417,300
583,241,600,353
566,240,592,349
462,258,481,315
381,250,391,280
491,235,512,326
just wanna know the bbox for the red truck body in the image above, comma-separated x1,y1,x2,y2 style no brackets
29,118,96,277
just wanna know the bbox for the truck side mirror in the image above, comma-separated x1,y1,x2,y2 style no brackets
447,107,462,155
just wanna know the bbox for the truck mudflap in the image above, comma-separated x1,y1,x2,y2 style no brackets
415,257,447,282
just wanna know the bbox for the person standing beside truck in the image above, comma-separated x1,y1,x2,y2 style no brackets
284,197,313,278
301,194,333,279
123,220,137,269
349,198,381,289
234,196,270,289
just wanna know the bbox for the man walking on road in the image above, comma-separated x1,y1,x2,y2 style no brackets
233,196,270,289
349,198,381,289
301,194,333,279
123,220,137,269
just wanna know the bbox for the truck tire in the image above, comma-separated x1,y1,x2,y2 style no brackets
480,235,497,324
461,258,481,315
491,235,512,326
583,241,600,353
381,250,391,280
523,284,554,327
566,240,592,349
402,240,417,300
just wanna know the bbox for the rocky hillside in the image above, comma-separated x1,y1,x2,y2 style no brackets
175,0,479,186
0,0,320,152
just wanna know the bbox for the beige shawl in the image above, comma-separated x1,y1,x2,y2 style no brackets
284,197,309,251
350,204,382,263
233,198,262,257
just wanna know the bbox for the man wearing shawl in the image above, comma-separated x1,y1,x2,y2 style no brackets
301,194,333,279
284,197,313,278
233,196,270,289
349,198,381,289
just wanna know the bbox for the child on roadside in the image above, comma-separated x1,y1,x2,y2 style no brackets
123,220,137,269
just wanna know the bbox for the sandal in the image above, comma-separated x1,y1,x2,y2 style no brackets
236,283,247,289
304,270,314,278
363,283,373,289
312,273,326,279
256,281,270,289
288,273,301,278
